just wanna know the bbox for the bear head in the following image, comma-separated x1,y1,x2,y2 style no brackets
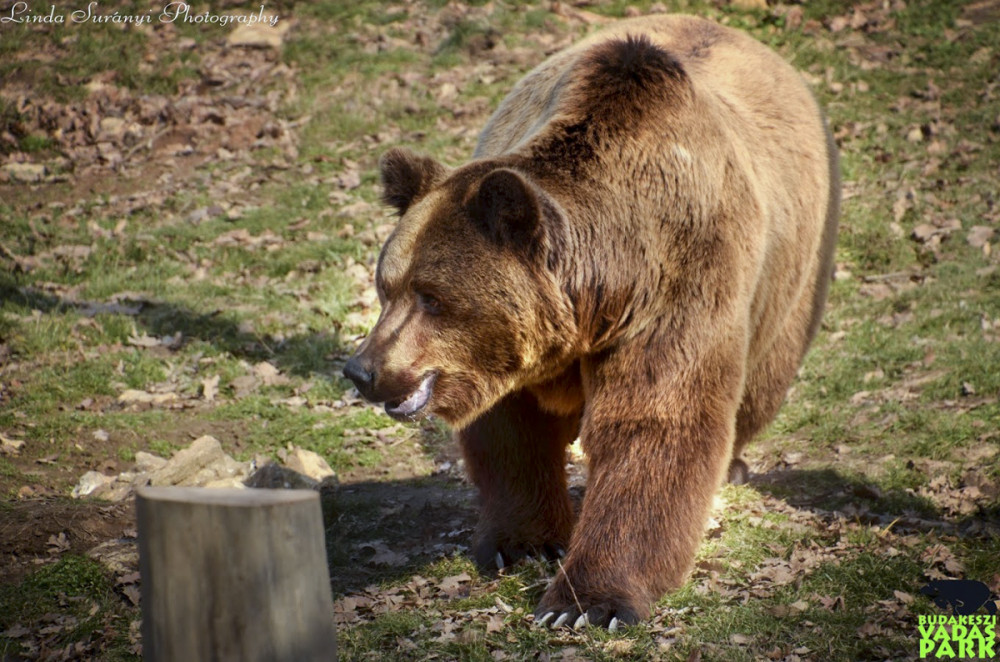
343,148,578,428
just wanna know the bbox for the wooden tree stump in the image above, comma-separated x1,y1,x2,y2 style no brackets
137,487,337,662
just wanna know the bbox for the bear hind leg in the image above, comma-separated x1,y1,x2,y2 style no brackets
732,314,816,483
731,352,800,484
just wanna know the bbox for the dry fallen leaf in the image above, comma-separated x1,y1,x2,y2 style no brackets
818,595,845,611
911,224,940,242
857,621,881,637
2,624,30,639
47,532,71,554
254,361,290,386
967,225,995,248
127,333,161,348
121,584,141,606
363,541,409,567
789,599,810,612
485,613,504,634
116,572,141,586
439,572,472,594
828,15,850,32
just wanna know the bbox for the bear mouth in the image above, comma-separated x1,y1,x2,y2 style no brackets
384,373,437,421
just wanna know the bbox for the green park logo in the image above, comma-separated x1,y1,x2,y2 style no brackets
918,615,996,659
918,580,998,659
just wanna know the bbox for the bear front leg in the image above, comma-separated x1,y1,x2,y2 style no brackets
535,335,744,629
458,389,580,570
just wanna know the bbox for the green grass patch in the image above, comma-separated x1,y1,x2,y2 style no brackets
0,556,136,659
338,610,434,660
208,398,394,469
0,458,21,479
0,11,199,103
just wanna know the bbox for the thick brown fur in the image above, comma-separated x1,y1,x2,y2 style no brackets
344,15,839,626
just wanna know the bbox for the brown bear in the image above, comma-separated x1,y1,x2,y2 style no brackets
343,14,839,629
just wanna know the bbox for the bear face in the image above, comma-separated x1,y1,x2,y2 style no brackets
343,150,578,428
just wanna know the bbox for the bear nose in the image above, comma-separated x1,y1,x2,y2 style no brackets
343,357,375,393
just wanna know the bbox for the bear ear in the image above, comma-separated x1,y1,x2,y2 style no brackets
379,148,447,216
471,168,542,248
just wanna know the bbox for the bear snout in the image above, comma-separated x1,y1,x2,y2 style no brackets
344,354,437,420
342,356,375,396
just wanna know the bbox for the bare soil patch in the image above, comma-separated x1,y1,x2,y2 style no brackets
0,500,133,585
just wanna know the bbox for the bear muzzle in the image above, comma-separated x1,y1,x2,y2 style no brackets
342,356,437,422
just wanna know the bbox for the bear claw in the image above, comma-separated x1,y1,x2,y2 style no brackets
487,544,564,573
534,610,590,630
533,602,639,630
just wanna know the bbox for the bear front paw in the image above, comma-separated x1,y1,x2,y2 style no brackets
533,579,646,630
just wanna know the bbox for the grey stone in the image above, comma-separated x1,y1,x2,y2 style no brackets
72,471,115,498
135,451,167,473
226,22,290,49
3,163,46,183
284,447,336,482
203,477,247,489
91,479,134,502
99,117,126,138
149,435,227,487
244,462,318,490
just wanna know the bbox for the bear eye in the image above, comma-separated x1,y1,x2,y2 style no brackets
416,291,442,316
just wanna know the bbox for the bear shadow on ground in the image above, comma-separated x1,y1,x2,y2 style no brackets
321,473,590,596
323,464,1000,599
322,474,480,595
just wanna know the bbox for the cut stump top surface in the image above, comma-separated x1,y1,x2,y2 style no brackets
136,486,318,506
